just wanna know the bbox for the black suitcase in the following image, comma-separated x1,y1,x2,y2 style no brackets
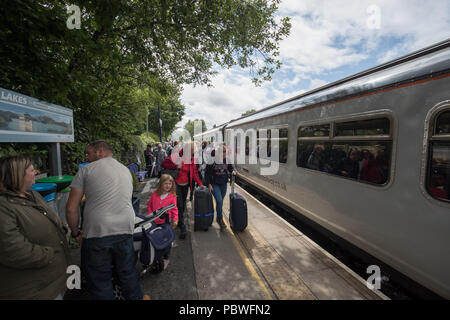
229,175,248,232
194,186,214,231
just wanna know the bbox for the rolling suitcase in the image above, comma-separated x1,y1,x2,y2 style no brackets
194,186,214,231
229,175,248,232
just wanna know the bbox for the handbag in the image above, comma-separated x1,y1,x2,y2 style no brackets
140,222,175,267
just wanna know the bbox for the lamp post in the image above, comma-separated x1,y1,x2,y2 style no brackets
158,104,163,143
146,112,149,138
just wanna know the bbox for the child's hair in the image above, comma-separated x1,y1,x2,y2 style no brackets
157,174,176,196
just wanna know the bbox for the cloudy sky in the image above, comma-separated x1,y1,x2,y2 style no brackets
177,0,450,130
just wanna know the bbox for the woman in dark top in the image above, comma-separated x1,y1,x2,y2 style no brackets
339,149,360,179
205,144,235,231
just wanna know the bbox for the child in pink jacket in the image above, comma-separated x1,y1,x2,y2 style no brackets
147,174,179,227
146,174,178,269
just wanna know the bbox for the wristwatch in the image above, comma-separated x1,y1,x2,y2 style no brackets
71,230,81,238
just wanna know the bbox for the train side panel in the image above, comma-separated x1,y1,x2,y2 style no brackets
228,75,450,298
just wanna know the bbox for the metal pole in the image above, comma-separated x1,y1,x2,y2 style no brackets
158,104,162,143
146,112,149,138
50,142,62,176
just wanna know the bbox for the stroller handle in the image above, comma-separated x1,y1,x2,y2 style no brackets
134,204,175,228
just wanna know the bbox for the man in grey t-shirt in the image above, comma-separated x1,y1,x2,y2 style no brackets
69,155,135,239
66,140,142,300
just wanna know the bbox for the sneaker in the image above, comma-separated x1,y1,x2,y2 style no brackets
179,224,187,239
217,218,226,230
163,259,170,270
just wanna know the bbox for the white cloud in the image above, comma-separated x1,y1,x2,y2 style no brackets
179,70,294,129
309,78,329,90
177,0,450,132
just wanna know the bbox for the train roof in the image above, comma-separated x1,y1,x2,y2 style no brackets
194,122,228,138
227,39,450,128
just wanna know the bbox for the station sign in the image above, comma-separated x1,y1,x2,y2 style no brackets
0,87,74,142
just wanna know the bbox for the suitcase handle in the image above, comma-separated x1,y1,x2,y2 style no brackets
230,173,235,195
229,174,234,225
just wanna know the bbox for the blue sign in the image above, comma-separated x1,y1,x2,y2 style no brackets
0,87,74,142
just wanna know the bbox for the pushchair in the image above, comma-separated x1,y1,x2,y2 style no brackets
112,204,175,300
133,204,176,276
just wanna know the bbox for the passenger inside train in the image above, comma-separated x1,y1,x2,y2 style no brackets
297,143,390,186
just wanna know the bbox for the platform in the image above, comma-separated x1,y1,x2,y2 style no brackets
219,183,388,300
65,177,389,300
141,178,388,300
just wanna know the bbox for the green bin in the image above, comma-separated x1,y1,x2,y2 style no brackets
36,176,74,224
36,175,74,192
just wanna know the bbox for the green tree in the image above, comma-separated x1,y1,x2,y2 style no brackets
0,0,290,172
184,119,208,139
86,0,292,86
241,109,257,117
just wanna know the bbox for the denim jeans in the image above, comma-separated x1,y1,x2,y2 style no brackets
81,234,142,300
176,184,189,232
211,183,227,219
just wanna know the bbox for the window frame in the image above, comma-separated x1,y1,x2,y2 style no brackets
432,109,450,139
423,104,450,204
257,125,289,164
296,112,395,187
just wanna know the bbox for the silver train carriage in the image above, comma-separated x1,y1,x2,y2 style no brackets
196,39,450,298
200,124,228,145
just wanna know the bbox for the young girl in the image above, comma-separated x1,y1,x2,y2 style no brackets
147,174,179,227
146,174,178,269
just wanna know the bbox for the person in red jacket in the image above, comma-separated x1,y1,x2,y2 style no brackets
360,150,385,184
428,173,448,199
147,174,178,227
146,174,178,269
167,142,203,239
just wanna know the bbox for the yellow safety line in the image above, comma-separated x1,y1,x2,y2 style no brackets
213,196,273,300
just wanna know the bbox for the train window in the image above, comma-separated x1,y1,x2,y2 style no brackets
297,141,391,185
435,110,450,135
256,130,260,158
279,128,289,138
245,136,250,156
278,139,288,163
427,110,450,202
258,127,289,163
335,118,390,137
271,128,288,163
298,124,330,138
297,116,392,186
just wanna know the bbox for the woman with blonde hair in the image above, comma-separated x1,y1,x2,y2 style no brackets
171,142,203,239
0,155,70,299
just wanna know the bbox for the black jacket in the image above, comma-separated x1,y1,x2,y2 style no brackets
205,161,234,186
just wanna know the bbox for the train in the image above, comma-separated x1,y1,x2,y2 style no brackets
194,39,450,299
